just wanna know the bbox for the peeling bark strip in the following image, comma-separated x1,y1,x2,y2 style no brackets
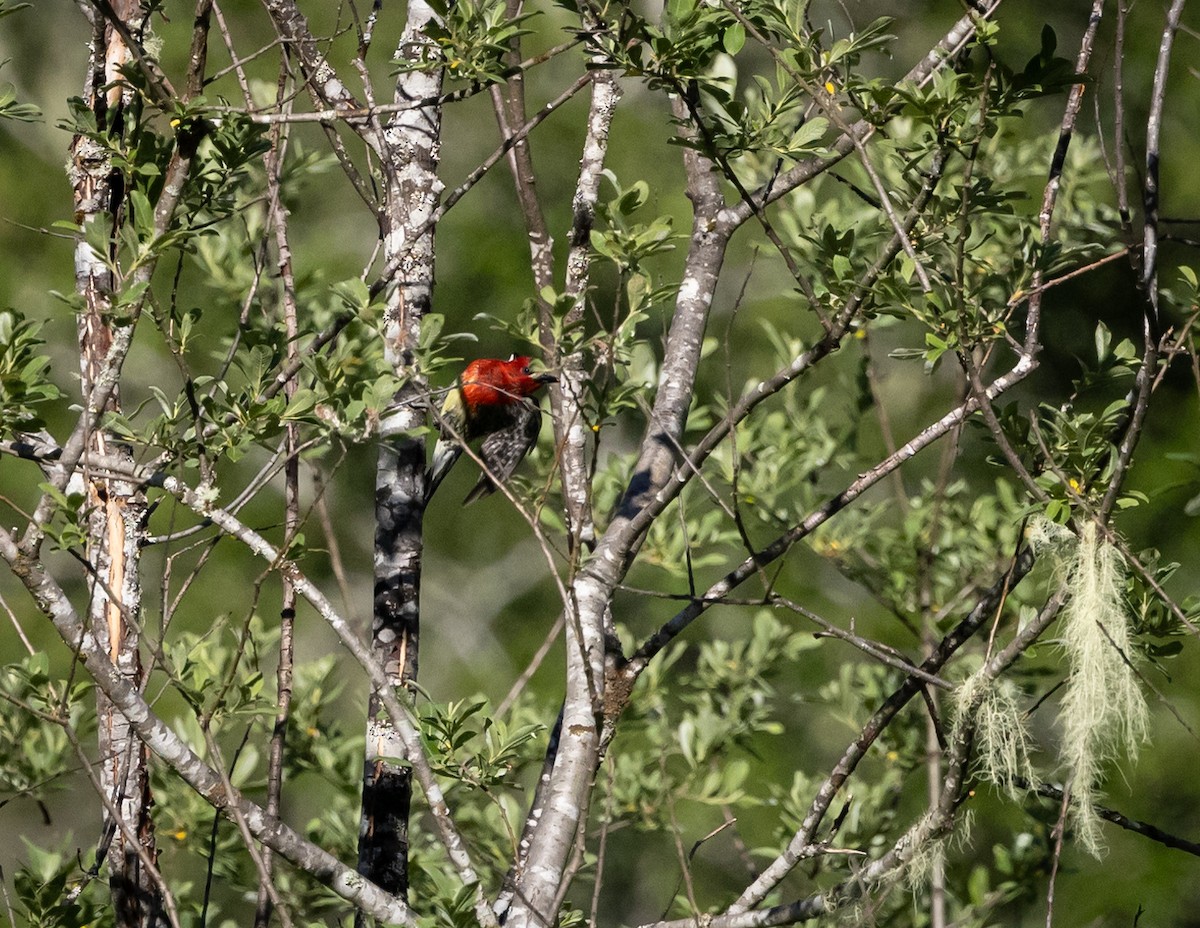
87,471,155,928
61,2,213,924
69,4,163,926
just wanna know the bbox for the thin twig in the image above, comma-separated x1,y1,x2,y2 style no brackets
1018,779,1200,857
1044,781,1071,928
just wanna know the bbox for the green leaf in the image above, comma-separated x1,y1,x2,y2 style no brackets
788,116,828,151
967,865,990,905
619,181,650,216
421,312,446,347
283,388,317,420
722,23,745,55
1040,23,1057,58
332,278,371,313
1094,321,1111,362
1044,498,1070,524
129,188,155,245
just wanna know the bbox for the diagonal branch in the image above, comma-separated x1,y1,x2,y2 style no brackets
721,0,1003,232
626,350,1037,679
610,145,951,564
728,548,1033,912
261,0,376,145
590,95,729,583
0,524,416,925
641,582,1061,928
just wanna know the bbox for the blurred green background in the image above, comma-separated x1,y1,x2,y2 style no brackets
2,0,1199,924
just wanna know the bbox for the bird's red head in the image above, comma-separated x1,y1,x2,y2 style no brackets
461,355,557,408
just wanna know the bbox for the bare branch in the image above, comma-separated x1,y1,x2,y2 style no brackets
611,145,951,564
1140,0,1187,316
627,350,1036,678
641,589,1064,928
1019,780,1200,857
727,547,1033,912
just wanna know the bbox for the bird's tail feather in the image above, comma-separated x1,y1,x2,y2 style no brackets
461,475,496,506
425,440,462,502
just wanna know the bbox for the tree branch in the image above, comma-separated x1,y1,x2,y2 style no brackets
0,524,416,926
626,350,1037,679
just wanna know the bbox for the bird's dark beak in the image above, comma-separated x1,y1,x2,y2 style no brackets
535,372,559,384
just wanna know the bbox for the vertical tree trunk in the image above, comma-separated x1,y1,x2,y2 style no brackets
69,5,163,927
357,0,446,903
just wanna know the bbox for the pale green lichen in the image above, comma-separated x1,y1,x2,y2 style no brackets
1041,519,1149,857
957,673,1036,799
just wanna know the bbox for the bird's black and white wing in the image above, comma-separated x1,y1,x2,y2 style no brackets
462,401,542,505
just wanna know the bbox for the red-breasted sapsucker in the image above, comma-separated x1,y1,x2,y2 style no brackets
426,355,557,504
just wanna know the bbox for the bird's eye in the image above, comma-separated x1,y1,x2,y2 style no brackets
523,365,532,375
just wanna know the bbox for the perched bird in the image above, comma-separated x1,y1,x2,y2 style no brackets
426,355,557,505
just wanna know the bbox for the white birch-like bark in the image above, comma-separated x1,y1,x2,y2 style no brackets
505,8,1020,915
556,68,622,548
492,65,622,922
359,0,445,899
505,91,728,927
